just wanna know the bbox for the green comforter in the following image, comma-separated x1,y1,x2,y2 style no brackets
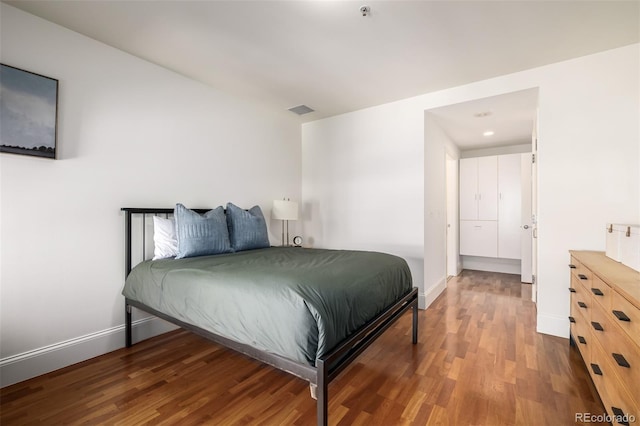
122,247,412,366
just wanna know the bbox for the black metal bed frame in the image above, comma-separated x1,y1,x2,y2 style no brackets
121,207,419,425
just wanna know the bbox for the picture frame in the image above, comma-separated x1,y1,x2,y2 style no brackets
0,64,59,159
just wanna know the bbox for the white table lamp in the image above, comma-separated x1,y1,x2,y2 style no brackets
272,199,298,246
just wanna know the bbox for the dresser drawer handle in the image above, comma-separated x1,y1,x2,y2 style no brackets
569,264,577,269
612,310,631,322
591,288,604,296
578,301,587,309
569,316,576,323
611,407,630,426
578,274,588,280
569,287,576,293
590,363,603,376
578,335,586,344
612,353,630,368
591,321,603,331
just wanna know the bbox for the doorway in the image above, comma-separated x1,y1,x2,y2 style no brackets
427,88,539,301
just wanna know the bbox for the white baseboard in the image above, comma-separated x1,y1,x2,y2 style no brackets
0,314,177,388
419,277,447,310
536,312,569,339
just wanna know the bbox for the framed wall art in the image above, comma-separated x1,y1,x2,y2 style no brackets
0,64,59,159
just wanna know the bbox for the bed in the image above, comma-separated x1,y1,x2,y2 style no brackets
121,207,419,425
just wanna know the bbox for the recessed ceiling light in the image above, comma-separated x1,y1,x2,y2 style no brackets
483,130,495,137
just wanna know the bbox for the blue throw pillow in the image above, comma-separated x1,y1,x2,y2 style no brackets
226,203,270,251
174,204,232,259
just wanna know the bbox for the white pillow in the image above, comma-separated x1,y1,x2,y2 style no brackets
152,216,178,260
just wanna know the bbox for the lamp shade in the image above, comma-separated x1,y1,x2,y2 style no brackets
272,200,298,221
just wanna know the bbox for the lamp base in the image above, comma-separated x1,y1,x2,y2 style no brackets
280,219,291,247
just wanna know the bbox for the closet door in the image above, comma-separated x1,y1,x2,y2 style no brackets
477,156,498,220
459,156,498,258
460,220,498,257
498,154,522,259
459,158,478,220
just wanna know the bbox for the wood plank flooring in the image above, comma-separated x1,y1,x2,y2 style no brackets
1,270,606,425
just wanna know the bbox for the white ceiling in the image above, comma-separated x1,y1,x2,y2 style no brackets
4,0,639,148
428,88,539,150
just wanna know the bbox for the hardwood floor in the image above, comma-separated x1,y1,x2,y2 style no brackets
1,270,606,425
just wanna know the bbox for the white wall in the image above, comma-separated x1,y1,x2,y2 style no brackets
0,4,301,386
445,153,460,277
302,43,639,338
301,103,426,305
535,45,639,335
423,114,460,306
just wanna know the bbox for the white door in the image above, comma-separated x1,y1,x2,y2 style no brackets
446,154,458,277
459,155,498,258
498,154,522,259
460,221,498,257
520,153,533,283
531,112,539,302
459,156,498,221
477,156,498,221
459,158,478,221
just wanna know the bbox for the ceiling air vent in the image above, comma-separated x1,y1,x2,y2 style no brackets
288,105,314,115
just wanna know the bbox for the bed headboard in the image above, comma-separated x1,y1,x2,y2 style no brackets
121,207,210,278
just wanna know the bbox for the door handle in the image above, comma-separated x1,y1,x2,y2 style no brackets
523,225,529,229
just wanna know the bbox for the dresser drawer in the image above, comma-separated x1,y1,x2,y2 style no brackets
570,257,593,288
571,276,591,320
610,291,640,348
589,339,639,424
589,275,612,309
571,312,591,361
590,306,640,398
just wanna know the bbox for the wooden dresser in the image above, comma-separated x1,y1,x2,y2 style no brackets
569,251,640,424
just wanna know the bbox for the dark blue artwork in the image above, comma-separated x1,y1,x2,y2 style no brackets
1,64,58,159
